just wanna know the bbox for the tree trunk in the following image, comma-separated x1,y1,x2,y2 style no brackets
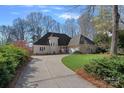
110,5,119,55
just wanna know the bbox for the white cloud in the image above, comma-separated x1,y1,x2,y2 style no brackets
37,5,47,8
11,12,20,15
42,9,50,13
59,13,79,19
53,7,63,10
24,5,34,7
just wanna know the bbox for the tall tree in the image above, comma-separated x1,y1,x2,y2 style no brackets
26,12,60,42
64,18,79,37
110,5,120,55
79,13,96,40
53,22,61,33
92,6,112,34
42,15,57,33
12,18,28,40
0,25,13,44
26,12,44,42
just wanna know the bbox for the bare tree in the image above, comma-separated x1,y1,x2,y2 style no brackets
66,5,96,39
12,18,28,40
42,15,61,33
0,25,13,44
64,18,79,37
26,12,44,41
53,22,61,33
79,13,96,40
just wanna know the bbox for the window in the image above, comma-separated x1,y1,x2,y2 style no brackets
40,47,45,51
50,42,55,46
40,47,42,51
50,43,52,46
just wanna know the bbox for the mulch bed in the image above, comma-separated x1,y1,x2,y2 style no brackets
76,69,113,88
7,57,32,88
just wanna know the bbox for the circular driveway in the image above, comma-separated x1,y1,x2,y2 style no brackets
15,55,96,88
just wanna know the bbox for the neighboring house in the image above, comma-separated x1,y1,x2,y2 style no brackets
33,32,71,54
68,34,97,53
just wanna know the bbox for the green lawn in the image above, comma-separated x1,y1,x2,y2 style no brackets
62,54,107,71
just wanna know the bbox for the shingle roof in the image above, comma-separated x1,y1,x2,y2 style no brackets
80,35,95,45
68,35,80,46
33,32,71,46
69,34,95,46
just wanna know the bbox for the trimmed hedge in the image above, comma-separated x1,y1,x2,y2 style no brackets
84,56,124,88
0,45,30,87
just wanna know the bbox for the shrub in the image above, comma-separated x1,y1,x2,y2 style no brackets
73,51,82,54
84,56,124,87
13,40,32,54
96,47,107,53
0,45,30,87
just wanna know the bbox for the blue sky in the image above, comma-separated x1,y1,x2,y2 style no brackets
0,5,86,25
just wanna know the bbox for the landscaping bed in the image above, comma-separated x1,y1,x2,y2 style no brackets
76,69,113,88
62,54,124,87
0,45,30,87
84,56,124,88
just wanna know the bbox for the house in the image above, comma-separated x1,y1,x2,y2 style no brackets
68,34,97,53
33,32,71,54
33,32,96,54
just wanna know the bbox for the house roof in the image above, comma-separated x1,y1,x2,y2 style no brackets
68,35,80,46
80,35,95,44
68,34,95,46
33,32,71,46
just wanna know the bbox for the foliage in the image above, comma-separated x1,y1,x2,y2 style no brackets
118,30,124,48
0,45,30,87
62,54,106,71
92,6,112,33
84,56,124,87
93,32,111,49
96,47,107,53
13,40,32,54
92,6,113,51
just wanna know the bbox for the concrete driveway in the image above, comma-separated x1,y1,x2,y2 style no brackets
15,55,96,88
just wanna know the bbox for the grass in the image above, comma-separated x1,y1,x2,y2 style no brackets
62,54,107,71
